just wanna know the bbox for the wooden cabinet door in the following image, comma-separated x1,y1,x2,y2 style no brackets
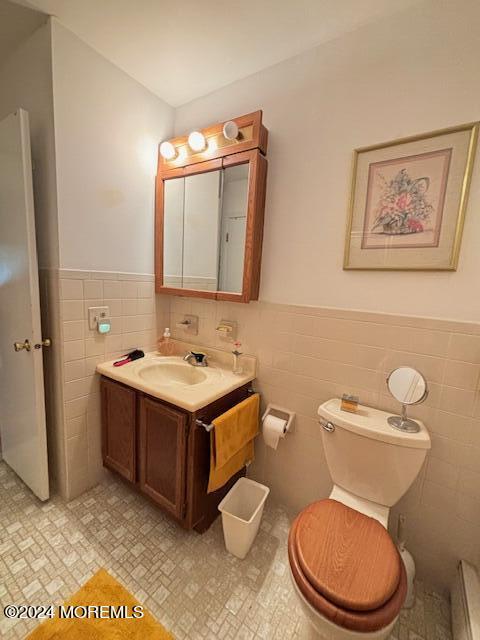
101,378,136,482
139,397,187,519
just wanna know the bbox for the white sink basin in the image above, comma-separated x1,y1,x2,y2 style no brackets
138,362,207,386
96,349,256,412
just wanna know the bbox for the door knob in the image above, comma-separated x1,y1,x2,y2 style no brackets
34,338,51,350
14,339,31,352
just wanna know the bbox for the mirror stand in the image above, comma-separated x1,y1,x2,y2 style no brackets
387,404,421,433
386,366,428,433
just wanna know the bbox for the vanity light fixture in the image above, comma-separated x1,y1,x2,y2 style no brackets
159,140,177,160
188,130,207,152
223,120,239,140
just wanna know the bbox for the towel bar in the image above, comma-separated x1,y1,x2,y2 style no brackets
196,418,214,432
196,387,258,432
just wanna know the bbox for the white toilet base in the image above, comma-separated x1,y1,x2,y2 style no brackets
329,485,390,527
290,568,397,640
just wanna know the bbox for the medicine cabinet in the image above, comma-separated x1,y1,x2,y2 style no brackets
155,111,268,303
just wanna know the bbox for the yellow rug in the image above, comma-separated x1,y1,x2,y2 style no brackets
27,568,174,639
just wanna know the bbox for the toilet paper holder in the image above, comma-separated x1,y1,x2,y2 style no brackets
261,404,295,433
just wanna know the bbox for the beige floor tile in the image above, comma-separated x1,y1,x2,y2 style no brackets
0,462,451,640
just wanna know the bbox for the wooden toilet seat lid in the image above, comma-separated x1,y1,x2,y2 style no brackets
288,513,407,633
294,499,401,611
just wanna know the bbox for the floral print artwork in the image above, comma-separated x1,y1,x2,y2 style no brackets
361,148,452,250
371,169,433,235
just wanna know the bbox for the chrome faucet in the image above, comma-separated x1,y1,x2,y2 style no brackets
183,351,209,367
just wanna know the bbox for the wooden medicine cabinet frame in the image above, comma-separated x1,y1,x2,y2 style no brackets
155,111,268,303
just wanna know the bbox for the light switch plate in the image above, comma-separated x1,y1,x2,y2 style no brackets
88,306,109,330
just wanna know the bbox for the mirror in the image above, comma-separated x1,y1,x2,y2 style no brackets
386,366,428,433
163,177,184,289
163,164,249,294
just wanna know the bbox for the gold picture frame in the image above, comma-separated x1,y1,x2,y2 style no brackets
344,122,478,271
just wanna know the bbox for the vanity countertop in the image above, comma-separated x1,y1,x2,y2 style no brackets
96,346,256,412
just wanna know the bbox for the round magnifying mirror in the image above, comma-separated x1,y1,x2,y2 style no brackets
386,366,428,433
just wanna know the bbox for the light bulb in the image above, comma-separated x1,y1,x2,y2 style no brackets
159,141,177,160
188,131,206,152
223,120,239,140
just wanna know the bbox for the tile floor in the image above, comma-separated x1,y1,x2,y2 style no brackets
0,461,452,639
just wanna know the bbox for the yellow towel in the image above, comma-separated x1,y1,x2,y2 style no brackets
207,393,259,493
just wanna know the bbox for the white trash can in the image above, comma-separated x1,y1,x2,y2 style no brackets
218,477,270,559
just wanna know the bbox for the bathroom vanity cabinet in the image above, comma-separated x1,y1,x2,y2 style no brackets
100,376,250,532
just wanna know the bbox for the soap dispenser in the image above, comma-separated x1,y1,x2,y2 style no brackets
158,328,175,356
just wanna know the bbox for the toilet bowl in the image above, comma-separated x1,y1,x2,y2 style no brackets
288,399,431,639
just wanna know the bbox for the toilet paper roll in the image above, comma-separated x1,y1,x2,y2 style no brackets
262,414,288,450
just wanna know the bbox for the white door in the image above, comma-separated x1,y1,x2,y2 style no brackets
219,216,247,293
0,109,49,500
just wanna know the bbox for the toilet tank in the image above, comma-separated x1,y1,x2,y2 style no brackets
318,399,431,507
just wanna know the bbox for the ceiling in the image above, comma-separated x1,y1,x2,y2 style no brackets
0,0,45,65
12,0,422,107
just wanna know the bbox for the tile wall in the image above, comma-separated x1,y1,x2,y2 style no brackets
40,269,170,501
38,274,480,593
167,295,480,594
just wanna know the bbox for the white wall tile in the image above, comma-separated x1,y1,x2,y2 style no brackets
51,269,480,595
65,415,86,439
122,299,138,316
458,468,480,499
104,299,122,317
84,280,103,300
63,320,84,342
426,457,459,490
64,359,86,382
85,356,105,377
104,281,122,299
63,340,85,362
60,279,83,300
104,334,123,354
85,337,105,358
137,282,154,298
444,360,480,391
121,281,138,299
157,293,480,595
137,298,154,315
65,396,88,419
448,334,480,363
61,300,84,321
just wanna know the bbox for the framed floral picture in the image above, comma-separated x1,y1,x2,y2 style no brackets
344,122,478,270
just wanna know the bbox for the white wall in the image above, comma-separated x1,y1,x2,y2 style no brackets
163,177,184,281
0,20,59,270
175,0,480,322
51,20,174,274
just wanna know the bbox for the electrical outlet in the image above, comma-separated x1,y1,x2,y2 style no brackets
88,306,109,330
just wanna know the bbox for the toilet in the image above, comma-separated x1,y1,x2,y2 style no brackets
288,398,431,640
